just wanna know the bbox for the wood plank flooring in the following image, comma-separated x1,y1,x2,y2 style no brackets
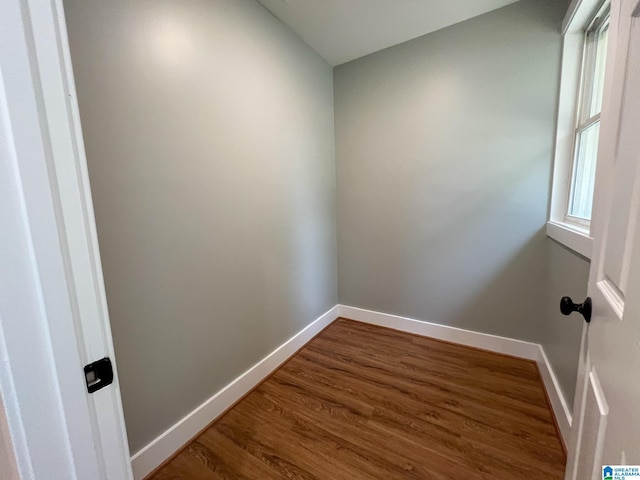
149,318,566,480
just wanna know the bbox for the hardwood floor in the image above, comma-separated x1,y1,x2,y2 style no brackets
149,319,566,480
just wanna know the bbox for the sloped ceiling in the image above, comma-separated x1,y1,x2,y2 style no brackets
257,0,521,66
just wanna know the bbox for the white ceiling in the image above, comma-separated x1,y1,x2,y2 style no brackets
257,0,521,66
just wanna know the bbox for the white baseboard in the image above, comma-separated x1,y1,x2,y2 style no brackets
130,305,339,480
338,305,572,445
338,305,541,359
535,345,573,442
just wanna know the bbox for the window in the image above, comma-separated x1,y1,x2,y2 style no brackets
567,6,610,222
547,0,611,259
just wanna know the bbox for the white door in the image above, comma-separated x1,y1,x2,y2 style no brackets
0,0,133,478
566,1,640,478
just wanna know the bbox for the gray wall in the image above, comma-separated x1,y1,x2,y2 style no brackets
64,0,337,453
334,0,587,406
543,241,589,405
335,0,565,342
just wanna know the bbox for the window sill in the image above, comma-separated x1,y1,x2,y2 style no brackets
546,220,593,260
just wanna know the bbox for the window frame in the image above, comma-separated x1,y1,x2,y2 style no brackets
547,0,612,259
566,5,609,221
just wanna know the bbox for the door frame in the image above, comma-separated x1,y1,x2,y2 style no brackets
0,0,132,478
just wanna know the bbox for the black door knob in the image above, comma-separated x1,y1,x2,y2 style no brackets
560,296,592,323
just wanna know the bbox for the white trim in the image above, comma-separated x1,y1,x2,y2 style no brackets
550,0,610,254
549,30,585,233
338,305,572,445
26,0,134,477
546,220,594,259
131,305,339,480
338,306,540,359
535,345,574,442
0,0,133,478
564,0,609,35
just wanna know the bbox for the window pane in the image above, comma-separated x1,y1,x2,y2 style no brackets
590,21,609,116
568,121,600,220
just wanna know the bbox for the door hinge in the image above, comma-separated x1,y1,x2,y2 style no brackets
84,357,113,393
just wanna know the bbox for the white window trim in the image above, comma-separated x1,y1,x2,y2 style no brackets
548,0,609,259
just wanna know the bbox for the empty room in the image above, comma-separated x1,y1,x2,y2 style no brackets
2,0,640,479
